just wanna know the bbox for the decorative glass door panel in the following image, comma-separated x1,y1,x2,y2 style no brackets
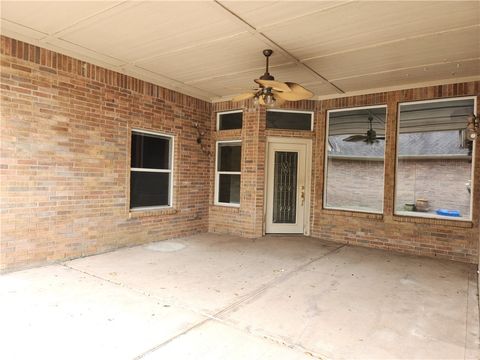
273,152,298,224
266,140,309,234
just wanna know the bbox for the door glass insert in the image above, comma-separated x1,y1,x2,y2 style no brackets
273,151,298,223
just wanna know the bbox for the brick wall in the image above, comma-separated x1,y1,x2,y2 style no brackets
1,36,479,271
0,36,212,271
212,84,479,264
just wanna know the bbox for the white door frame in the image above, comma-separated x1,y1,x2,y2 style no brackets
264,137,312,235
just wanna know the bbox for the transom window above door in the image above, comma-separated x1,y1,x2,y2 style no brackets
266,109,314,131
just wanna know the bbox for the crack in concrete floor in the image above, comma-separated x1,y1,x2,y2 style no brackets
64,244,346,360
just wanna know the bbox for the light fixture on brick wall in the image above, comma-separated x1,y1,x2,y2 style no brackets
466,113,479,141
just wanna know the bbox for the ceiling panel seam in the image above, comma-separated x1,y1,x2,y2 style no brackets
184,62,297,85
329,58,480,82
212,0,345,94
300,24,480,62
49,1,136,38
253,0,356,30
130,32,249,65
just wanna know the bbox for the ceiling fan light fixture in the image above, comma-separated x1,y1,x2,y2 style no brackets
264,93,275,107
231,49,313,106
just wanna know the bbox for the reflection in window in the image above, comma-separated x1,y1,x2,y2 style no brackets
395,98,475,220
324,106,387,213
216,141,241,205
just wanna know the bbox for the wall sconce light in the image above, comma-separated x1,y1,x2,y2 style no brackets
466,113,479,141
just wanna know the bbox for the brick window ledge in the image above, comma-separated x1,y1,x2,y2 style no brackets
320,208,383,220
392,214,473,228
210,204,240,213
129,207,178,218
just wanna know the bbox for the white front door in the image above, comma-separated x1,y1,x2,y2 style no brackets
265,140,310,234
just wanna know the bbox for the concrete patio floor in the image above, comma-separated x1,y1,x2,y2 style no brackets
1,233,478,360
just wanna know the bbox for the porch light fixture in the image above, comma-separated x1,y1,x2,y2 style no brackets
466,113,479,141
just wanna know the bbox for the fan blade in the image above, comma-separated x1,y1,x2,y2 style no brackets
286,82,313,98
254,79,291,93
275,82,313,101
343,135,368,142
375,136,386,140
274,97,286,106
232,92,255,102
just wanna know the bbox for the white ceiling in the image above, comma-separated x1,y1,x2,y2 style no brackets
1,1,479,102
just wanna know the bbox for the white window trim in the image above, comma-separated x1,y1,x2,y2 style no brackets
266,109,315,131
394,96,476,222
215,140,241,207
323,105,388,214
216,109,243,131
130,129,174,211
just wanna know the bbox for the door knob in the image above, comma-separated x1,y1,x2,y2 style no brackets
300,185,305,206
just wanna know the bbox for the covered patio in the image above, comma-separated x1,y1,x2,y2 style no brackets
1,234,478,359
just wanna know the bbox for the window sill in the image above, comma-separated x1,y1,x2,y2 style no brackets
393,211,473,227
211,204,240,212
214,129,242,139
321,208,383,220
129,207,177,218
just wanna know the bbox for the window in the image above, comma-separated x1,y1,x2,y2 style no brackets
217,110,242,130
130,130,173,210
395,97,475,221
215,141,241,206
324,106,387,213
266,109,313,130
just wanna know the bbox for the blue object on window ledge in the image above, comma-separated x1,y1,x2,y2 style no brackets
436,209,461,217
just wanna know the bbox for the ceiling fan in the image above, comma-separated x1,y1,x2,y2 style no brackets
343,116,385,144
232,49,313,107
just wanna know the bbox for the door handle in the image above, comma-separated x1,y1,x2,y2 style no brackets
300,185,305,206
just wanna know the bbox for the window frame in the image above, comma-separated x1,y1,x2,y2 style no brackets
214,140,242,207
130,128,174,212
266,109,315,131
323,104,388,215
394,96,476,222
216,110,243,131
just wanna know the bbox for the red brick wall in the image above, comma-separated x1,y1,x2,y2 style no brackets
0,36,212,271
212,85,479,263
1,36,479,271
